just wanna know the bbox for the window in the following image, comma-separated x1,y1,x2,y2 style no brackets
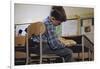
62,19,78,36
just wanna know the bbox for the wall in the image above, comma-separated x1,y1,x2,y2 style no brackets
14,4,94,24
81,19,94,43
63,6,94,19
14,4,51,24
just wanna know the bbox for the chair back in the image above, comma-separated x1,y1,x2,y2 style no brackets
15,36,26,47
27,22,46,38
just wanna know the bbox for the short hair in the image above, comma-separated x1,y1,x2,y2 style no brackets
50,6,67,22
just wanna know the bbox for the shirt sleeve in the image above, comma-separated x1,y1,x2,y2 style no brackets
46,24,65,50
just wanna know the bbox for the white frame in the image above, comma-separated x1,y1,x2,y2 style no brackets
10,0,95,69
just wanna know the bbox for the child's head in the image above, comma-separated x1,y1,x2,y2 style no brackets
50,6,67,26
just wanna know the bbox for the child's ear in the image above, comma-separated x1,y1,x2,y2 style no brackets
51,17,56,20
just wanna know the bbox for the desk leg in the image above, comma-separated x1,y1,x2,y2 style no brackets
40,34,42,64
82,35,84,61
26,34,29,64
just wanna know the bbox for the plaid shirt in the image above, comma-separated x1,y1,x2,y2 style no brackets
32,17,65,50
